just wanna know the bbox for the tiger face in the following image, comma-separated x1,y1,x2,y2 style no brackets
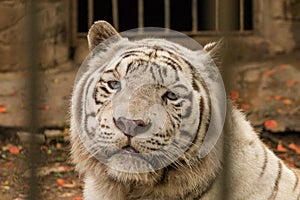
71,21,224,183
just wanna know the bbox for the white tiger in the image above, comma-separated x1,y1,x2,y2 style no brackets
70,21,300,200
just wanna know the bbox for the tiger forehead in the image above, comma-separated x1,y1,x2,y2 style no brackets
114,47,191,74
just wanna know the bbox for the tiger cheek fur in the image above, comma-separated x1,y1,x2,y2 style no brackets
70,21,300,200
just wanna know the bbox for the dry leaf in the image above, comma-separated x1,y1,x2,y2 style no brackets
230,91,239,101
278,65,288,70
288,162,295,168
264,120,278,129
286,80,298,87
265,96,272,101
5,161,14,167
288,143,300,155
0,105,7,113
56,143,62,149
39,105,50,110
275,95,283,100
276,143,286,152
264,69,276,76
58,166,69,171
282,99,292,105
56,179,65,186
241,104,250,111
40,145,48,151
62,180,76,188
9,146,20,155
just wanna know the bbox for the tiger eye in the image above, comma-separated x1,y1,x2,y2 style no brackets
107,80,121,90
164,91,178,101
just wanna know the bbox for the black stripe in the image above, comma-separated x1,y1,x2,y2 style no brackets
192,79,200,92
125,61,135,74
160,56,182,71
268,161,282,200
158,68,164,84
148,66,156,81
99,86,110,95
292,170,299,192
191,96,207,150
260,146,268,177
181,93,193,118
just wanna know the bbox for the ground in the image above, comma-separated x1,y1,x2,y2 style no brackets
0,52,299,199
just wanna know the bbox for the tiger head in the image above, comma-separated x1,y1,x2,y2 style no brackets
71,21,225,184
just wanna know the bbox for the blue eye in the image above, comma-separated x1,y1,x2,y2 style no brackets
107,80,121,90
164,91,178,101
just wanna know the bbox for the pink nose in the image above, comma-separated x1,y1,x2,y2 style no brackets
114,117,148,137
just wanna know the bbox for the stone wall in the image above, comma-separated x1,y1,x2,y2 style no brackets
0,0,69,72
256,0,300,53
0,0,300,72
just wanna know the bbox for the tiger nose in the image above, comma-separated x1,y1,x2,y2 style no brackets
114,117,149,137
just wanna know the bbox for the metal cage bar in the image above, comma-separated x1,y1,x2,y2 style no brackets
26,1,43,199
240,0,245,31
215,0,220,31
138,0,144,30
164,0,170,31
112,0,119,30
88,0,94,27
76,0,253,36
192,0,198,33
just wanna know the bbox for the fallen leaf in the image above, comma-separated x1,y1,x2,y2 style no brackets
230,91,239,101
241,103,250,111
23,184,29,190
20,104,26,109
53,79,59,84
63,128,70,135
263,69,276,76
0,105,7,113
56,143,62,149
1,186,10,190
3,180,9,186
282,98,292,105
286,80,298,87
58,166,69,171
264,120,278,129
287,161,295,168
9,146,20,155
278,65,288,70
56,179,65,187
276,143,286,152
288,143,300,154
62,180,77,188
275,95,283,100
5,161,14,167
38,105,50,110
265,95,272,101
40,145,48,151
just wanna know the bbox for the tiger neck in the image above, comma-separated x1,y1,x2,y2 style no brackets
124,140,223,199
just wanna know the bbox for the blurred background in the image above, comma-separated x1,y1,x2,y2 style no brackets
0,0,299,199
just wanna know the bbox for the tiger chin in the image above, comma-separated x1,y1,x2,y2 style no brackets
70,21,300,200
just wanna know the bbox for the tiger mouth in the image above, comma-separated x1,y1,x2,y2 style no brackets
121,145,139,154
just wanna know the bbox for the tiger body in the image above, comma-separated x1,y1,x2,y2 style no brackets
70,21,300,200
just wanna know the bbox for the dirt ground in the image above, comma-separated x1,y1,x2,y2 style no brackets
0,52,299,199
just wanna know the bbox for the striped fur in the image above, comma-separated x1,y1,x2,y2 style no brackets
70,21,300,200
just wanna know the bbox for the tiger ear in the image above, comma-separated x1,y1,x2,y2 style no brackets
87,20,122,51
203,39,225,68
